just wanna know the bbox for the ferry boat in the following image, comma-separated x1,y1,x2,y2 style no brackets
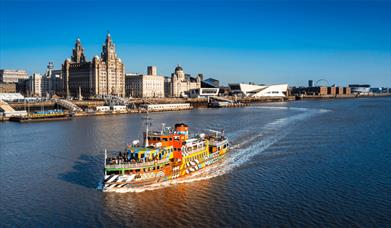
103,121,229,191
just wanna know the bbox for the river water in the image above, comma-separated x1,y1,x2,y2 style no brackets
1,97,390,227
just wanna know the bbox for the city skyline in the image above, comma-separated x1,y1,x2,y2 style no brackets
1,0,390,87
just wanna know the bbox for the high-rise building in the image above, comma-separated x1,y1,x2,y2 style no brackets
62,33,125,98
43,62,63,96
26,73,47,97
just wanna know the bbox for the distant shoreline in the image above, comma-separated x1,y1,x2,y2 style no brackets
1,94,390,122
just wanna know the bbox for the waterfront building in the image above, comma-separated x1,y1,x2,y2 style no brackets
203,78,220,88
44,62,63,96
291,86,351,96
62,33,125,98
125,66,164,98
26,73,47,97
349,84,370,94
189,77,221,98
189,88,220,98
0,69,29,83
171,65,201,97
164,77,172,97
125,73,139,97
370,87,390,94
229,83,288,97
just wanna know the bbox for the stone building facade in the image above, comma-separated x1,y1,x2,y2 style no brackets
125,66,164,98
171,65,201,97
62,34,125,98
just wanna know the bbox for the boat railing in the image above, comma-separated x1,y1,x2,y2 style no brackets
182,147,206,156
105,157,169,169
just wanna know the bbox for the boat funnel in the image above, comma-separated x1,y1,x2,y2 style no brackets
175,123,189,139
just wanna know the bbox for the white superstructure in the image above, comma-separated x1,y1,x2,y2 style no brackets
229,83,288,97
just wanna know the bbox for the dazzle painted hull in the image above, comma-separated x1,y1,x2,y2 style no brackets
103,151,226,192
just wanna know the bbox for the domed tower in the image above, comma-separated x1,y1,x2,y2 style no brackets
174,65,185,80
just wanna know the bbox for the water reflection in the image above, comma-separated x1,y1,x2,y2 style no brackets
102,179,216,227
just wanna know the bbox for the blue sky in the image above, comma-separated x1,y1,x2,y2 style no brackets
0,0,390,87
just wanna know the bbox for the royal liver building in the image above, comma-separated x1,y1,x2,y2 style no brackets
62,33,125,98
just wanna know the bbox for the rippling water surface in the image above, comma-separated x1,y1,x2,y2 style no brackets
1,97,390,227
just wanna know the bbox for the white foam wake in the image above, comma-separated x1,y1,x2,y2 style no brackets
103,107,329,193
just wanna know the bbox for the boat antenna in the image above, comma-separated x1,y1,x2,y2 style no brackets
161,123,166,134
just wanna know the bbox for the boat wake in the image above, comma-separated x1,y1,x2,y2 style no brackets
100,106,330,193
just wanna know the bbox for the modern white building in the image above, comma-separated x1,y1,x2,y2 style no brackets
125,66,165,98
229,83,288,97
0,69,29,83
348,84,370,94
189,88,220,98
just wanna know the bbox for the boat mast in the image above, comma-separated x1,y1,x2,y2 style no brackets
104,149,107,165
144,110,150,147
104,149,107,175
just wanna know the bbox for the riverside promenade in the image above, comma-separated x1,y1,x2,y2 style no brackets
1,94,389,122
